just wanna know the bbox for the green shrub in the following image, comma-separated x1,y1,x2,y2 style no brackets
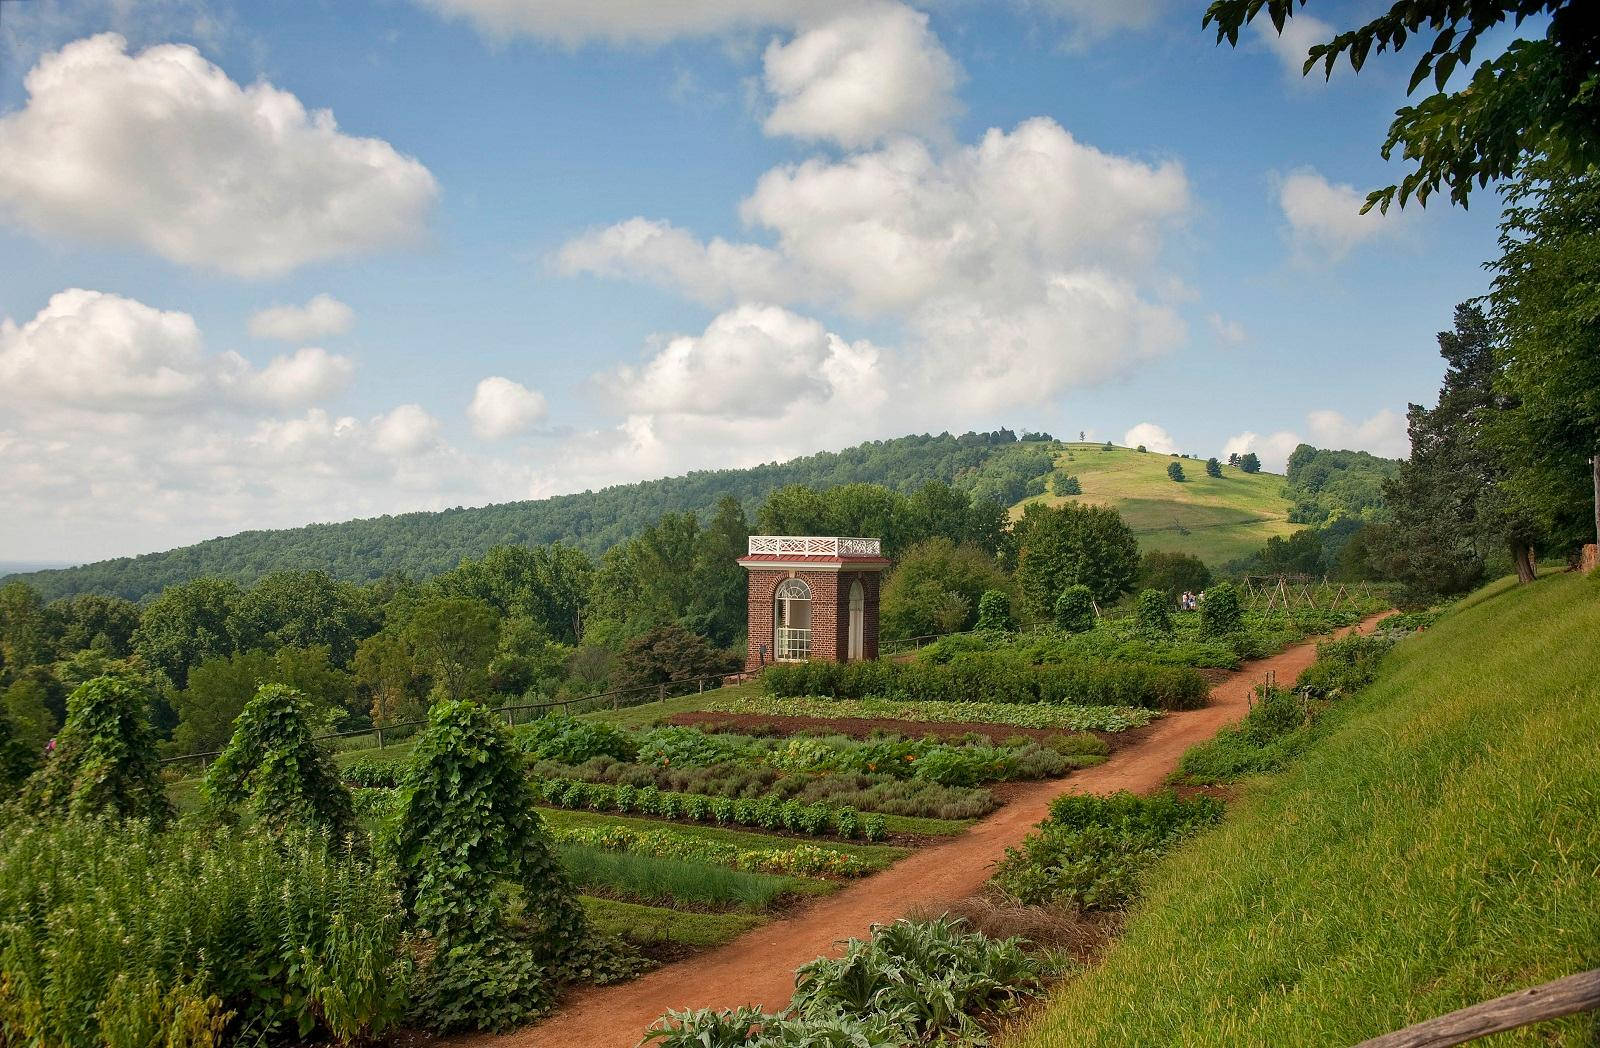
1136,589,1172,635
341,751,412,788
1054,585,1096,633
517,714,636,764
1167,462,1185,482
761,655,1205,710
1056,474,1082,496
994,790,1223,909
0,820,411,1046
975,590,1014,631
636,725,744,768
535,778,886,840
203,683,354,839
15,675,172,828
1200,581,1243,636
1205,457,1222,478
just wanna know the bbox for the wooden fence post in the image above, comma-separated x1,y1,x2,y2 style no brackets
376,726,385,749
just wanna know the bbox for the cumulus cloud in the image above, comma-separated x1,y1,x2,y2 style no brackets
1224,408,1410,472
469,377,549,439
414,0,842,44
0,34,437,277
1277,169,1393,260
761,3,961,147
248,295,356,341
1123,422,1179,454
0,289,355,415
1031,0,1167,45
560,117,1190,421
1206,312,1247,345
1253,13,1337,81
0,291,493,561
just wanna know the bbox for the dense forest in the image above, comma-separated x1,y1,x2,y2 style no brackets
6,430,1056,602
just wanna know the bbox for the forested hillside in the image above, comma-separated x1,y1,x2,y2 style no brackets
6,431,1056,601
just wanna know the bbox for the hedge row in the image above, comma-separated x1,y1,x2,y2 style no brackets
762,655,1208,710
534,778,888,841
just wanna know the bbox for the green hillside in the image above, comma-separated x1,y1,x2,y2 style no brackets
1014,570,1600,1045
1015,442,1298,566
5,431,1054,602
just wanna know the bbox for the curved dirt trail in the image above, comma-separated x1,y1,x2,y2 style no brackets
462,615,1388,1048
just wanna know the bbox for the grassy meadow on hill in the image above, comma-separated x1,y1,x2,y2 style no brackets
1013,442,1299,567
1009,570,1600,1046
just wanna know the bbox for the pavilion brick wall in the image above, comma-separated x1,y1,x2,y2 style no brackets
744,568,881,670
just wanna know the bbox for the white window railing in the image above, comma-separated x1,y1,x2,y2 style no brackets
747,536,881,557
775,626,811,661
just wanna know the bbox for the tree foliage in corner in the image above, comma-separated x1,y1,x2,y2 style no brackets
1204,0,1600,212
203,683,354,840
17,675,173,827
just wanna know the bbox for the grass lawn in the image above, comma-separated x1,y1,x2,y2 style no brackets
579,678,761,729
1014,443,1298,566
580,896,764,951
1010,571,1600,1046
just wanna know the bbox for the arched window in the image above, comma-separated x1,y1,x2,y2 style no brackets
774,578,812,661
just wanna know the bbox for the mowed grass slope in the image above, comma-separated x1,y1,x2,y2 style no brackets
1015,442,1297,566
1010,571,1600,1046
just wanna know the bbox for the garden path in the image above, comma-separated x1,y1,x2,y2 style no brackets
456,614,1389,1048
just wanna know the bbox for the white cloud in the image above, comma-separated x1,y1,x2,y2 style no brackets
1254,13,1336,81
560,117,1190,420
1224,408,1411,472
248,294,356,341
1277,168,1392,260
1123,422,1179,454
414,0,840,44
371,404,442,456
0,289,354,415
469,377,549,439
0,34,437,277
1306,408,1409,459
0,291,491,561
1206,312,1247,345
1031,0,1167,45
1221,430,1303,473
761,3,961,148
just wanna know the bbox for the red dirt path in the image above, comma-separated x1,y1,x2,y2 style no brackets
455,615,1387,1048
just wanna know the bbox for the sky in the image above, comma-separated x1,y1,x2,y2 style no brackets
0,0,1514,565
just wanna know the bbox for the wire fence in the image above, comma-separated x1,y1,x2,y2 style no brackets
159,667,762,772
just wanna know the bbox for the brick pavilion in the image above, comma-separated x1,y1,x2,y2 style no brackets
738,536,890,669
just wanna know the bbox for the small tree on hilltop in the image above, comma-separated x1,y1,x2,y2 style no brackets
1136,589,1173,634
1056,474,1082,495
1201,581,1243,636
1228,452,1239,466
397,698,606,1031
1102,440,1114,451
1136,444,1148,453
1054,585,1096,633
1167,461,1186,482
203,683,354,839
1205,457,1222,478
975,590,1014,631
1238,452,1261,474
19,675,173,828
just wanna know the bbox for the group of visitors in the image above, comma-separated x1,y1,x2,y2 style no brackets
1179,590,1205,611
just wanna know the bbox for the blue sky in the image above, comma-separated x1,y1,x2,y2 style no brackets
0,0,1512,564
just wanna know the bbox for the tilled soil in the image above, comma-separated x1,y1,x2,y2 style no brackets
449,615,1388,1048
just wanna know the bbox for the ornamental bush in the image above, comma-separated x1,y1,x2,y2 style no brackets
1200,581,1243,636
975,590,1014,631
16,675,172,828
203,683,354,840
394,699,614,1031
1135,589,1172,635
1054,585,1096,633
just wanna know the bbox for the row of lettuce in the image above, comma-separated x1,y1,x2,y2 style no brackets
639,623,1407,1046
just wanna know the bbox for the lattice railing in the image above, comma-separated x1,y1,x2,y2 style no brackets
747,536,881,557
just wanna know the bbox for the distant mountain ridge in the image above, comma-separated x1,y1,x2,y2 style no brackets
6,430,1056,602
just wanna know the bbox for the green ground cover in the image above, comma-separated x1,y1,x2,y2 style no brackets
1014,443,1298,566
1012,572,1600,1046
704,695,1156,733
558,845,825,911
580,897,764,951
540,809,911,868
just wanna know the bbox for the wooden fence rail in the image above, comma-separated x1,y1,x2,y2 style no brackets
1356,969,1600,1048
